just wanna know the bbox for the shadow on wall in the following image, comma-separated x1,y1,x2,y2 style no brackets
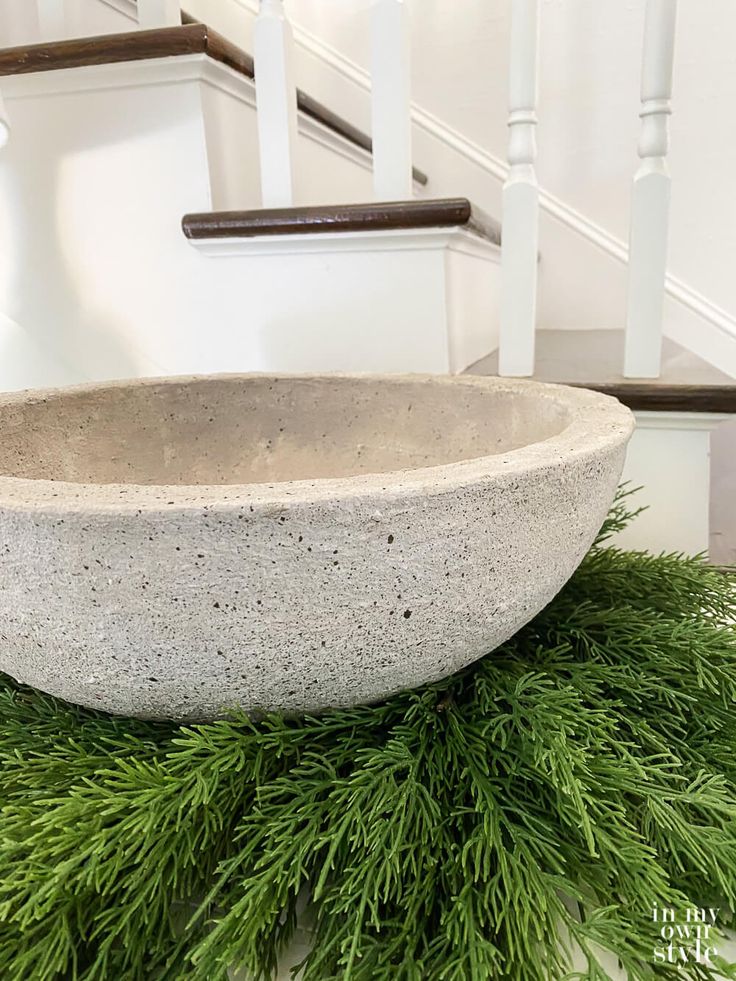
0,313,77,391
0,117,143,389
0,78,207,391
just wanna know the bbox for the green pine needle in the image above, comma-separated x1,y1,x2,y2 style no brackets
0,489,734,980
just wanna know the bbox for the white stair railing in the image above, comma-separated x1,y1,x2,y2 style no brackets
370,0,413,201
137,0,181,29
36,0,66,40
498,0,540,378
624,0,678,379
254,0,299,207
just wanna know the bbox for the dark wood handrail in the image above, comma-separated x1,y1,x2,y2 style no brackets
182,197,502,244
468,331,735,414
571,383,736,414
0,24,428,186
0,24,252,76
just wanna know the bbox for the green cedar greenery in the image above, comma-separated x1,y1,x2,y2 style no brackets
0,490,735,980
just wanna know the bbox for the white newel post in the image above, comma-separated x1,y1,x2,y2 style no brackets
254,0,299,208
137,0,181,29
624,0,678,378
498,0,540,378
36,0,66,40
370,0,413,200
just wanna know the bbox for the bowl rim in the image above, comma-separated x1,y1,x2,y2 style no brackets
0,372,635,513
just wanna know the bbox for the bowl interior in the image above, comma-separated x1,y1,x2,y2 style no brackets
0,376,572,486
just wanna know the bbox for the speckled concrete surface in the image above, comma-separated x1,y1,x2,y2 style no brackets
0,373,633,720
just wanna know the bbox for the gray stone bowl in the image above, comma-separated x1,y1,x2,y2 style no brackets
0,373,633,720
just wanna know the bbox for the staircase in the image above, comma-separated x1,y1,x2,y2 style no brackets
0,0,733,561
0,19,501,384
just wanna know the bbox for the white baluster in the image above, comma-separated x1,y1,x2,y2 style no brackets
36,0,66,41
0,90,10,149
498,0,540,378
370,0,413,200
137,0,181,29
254,0,299,207
624,0,678,378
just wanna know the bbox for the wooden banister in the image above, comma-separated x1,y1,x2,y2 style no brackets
575,384,736,414
182,198,501,243
0,24,252,76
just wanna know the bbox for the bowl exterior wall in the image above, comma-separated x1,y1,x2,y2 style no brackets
0,441,626,719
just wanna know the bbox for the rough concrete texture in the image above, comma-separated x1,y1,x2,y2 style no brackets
0,373,634,720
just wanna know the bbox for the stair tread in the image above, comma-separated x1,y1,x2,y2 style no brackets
182,197,501,244
0,25,427,187
468,329,736,413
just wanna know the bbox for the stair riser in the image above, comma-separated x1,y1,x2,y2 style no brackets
617,411,729,556
188,228,500,375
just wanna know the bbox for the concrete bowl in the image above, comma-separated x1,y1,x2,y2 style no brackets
0,373,633,720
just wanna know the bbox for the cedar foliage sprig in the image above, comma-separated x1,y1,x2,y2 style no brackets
0,491,734,979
